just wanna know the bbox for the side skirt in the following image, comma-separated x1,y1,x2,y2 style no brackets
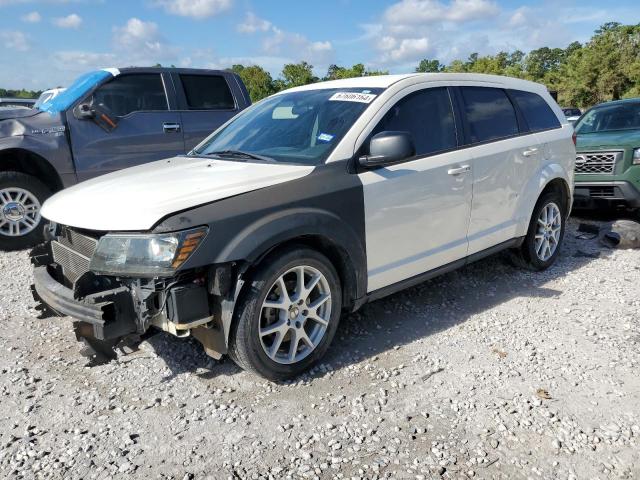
355,237,523,308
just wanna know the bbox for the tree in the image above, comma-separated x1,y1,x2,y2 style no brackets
415,59,444,73
230,64,275,102
524,47,566,82
559,23,640,106
0,88,41,98
280,61,317,88
325,63,388,80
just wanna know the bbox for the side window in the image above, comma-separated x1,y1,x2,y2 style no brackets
372,87,457,157
460,87,518,144
510,90,561,132
179,75,235,110
93,74,167,117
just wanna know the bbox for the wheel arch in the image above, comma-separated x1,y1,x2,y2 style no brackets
243,233,361,311
0,148,64,193
516,162,573,237
540,177,572,213
182,207,368,311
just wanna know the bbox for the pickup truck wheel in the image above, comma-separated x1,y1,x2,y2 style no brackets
228,246,342,381
510,191,566,271
0,172,51,251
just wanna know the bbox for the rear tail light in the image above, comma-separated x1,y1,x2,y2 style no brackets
572,132,577,146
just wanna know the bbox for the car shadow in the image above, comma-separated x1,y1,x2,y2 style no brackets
139,218,614,384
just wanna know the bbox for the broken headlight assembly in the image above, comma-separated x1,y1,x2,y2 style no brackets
89,227,208,277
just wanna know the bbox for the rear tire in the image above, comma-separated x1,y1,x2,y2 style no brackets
510,191,566,271
0,172,51,251
228,246,342,381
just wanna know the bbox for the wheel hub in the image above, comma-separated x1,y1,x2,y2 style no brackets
3,202,26,221
0,187,42,237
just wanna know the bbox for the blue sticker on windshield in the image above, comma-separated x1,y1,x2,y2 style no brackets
317,133,334,142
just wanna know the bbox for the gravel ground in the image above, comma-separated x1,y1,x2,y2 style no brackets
0,217,639,480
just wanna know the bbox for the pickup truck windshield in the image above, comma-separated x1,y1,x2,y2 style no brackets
193,87,384,165
576,102,640,134
38,69,116,114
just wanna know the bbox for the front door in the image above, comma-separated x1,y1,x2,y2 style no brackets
359,87,473,292
66,73,185,182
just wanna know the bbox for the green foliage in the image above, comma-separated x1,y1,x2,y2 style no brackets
0,88,41,99
415,59,444,72
280,61,318,88
325,63,388,80
412,23,639,108
230,64,276,102
558,23,640,106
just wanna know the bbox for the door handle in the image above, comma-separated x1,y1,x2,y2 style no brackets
522,147,538,157
163,122,181,133
447,165,471,175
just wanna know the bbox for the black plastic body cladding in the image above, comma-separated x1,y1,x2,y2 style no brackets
152,160,368,302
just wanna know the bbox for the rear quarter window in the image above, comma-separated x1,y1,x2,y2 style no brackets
180,75,235,110
510,90,561,132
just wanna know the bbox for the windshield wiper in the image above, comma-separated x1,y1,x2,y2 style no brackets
204,150,274,162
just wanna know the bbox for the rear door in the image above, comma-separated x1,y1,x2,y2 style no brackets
456,86,541,255
67,72,185,181
359,86,473,292
172,73,245,151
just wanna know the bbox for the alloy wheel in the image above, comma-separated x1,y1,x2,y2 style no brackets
259,265,332,365
0,187,41,237
534,202,562,261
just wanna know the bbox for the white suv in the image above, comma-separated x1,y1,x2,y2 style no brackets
32,73,575,380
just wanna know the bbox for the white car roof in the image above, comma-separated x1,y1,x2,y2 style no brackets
283,73,549,95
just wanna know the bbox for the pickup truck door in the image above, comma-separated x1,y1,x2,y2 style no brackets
171,72,248,151
66,72,185,182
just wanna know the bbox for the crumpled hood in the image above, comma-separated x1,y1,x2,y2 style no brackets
41,156,314,231
576,130,640,150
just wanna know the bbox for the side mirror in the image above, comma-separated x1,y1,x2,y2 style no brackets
358,131,415,168
74,100,118,132
74,102,95,120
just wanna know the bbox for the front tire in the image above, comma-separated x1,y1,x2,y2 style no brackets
228,246,342,381
510,191,566,271
0,172,51,251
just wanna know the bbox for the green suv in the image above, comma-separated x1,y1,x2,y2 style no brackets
573,98,640,209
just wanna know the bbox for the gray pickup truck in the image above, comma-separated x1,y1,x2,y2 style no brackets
0,67,250,250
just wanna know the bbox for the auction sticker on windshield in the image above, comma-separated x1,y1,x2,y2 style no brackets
329,92,377,103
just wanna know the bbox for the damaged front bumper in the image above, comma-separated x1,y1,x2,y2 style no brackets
30,240,238,360
31,265,137,341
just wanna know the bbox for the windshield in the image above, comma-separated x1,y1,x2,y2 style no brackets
34,92,55,109
193,87,384,165
575,102,640,134
38,69,115,114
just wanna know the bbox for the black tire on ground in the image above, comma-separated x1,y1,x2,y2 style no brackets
509,190,567,271
228,246,342,381
0,171,52,251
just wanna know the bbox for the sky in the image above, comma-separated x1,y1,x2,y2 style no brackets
0,0,638,90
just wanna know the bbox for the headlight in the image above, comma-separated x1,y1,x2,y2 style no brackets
633,148,640,165
89,227,208,277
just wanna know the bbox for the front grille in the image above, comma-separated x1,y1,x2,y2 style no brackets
575,152,621,174
51,228,99,284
